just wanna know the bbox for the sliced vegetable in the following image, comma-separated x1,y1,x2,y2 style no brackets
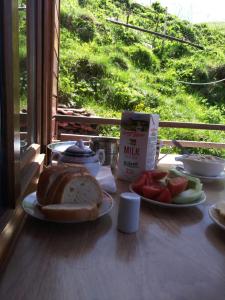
167,176,188,196
186,177,202,191
132,173,147,195
144,171,154,185
142,185,163,199
156,188,172,203
172,189,202,204
131,168,203,205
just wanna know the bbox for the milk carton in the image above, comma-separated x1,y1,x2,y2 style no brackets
117,111,159,181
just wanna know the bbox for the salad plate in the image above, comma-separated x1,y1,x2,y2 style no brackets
208,204,225,230
129,184,206,208
176,166,225,181
22,191,113,223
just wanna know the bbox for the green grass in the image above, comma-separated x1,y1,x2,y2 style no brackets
206,22,225,34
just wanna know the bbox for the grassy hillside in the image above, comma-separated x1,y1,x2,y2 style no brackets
207,22,225,35
59,0,225,153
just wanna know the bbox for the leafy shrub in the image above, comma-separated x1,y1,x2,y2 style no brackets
60,11,76,31
95,23,113,44
111,55,128,70
163,43,190,59
75,14,95,42
58,90,81,107
129,45,160,71
78,0,88,7
112,27,139,45
145,91,160,108
71,58,106,81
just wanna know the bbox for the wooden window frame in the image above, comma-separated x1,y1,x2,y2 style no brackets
0,0,46,269
0,0,60,270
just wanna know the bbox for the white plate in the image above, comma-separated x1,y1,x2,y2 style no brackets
129,185,206,208
22,191,113,223
176,166,225,181
208,204,225,230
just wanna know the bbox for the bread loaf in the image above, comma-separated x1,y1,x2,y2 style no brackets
37,165,103,221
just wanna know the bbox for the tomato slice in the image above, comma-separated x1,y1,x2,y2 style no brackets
142,185,163,199
147,170,168,180
144,171,153,186
167,176,188,196
132,173,147,195
156,188,172,203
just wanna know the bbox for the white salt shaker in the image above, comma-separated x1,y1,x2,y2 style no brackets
117,192,141,234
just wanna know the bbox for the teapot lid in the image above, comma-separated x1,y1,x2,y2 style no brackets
64,140,95,157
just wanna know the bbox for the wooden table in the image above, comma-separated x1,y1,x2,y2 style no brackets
1,160,225,300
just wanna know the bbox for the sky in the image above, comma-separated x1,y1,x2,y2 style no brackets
136,0,225,23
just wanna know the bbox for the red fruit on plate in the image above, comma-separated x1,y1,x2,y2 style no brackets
167,176,188,196
156,188,172,203
144,171,154,186
142,185,163,199
132,173,147,195
148,170,168,180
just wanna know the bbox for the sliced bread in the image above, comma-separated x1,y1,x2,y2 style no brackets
40,203,99,222
37,165,103,221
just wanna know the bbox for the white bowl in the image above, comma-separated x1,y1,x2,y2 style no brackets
175,154,225,177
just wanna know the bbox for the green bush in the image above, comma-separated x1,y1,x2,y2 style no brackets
129,45,160,71
60,11,76,31
112,27,140,45
71,58,106,81
75,14,95,42
111,55,128,70
78,0,88,7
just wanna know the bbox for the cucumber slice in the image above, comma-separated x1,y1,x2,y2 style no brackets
172,189,202,204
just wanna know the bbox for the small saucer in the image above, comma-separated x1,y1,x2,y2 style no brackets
208,204,225,230
176,166,225,182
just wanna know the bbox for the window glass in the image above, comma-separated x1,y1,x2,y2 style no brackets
18,0,29,155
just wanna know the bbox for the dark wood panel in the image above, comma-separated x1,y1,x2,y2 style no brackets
53,49,59,77
52,74,58,97
54,26,59,54
52,96,57,116
55,0,60,17
41,0,60,146
35,0,43,145
54,13,59,39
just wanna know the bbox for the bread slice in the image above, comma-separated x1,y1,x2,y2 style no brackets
50,172,102,206
40,203,99,222
37,164,88,205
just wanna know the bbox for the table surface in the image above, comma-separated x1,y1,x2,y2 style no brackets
1,158,225,300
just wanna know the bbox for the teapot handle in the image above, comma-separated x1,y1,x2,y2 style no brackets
97,149,105,165
50,150,62,165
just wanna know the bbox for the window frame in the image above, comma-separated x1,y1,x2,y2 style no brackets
0,0,59,268
0,0,44,268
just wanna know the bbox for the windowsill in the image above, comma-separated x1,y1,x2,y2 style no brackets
0,151,45,271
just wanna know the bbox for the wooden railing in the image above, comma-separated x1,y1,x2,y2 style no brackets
54,114,225,150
